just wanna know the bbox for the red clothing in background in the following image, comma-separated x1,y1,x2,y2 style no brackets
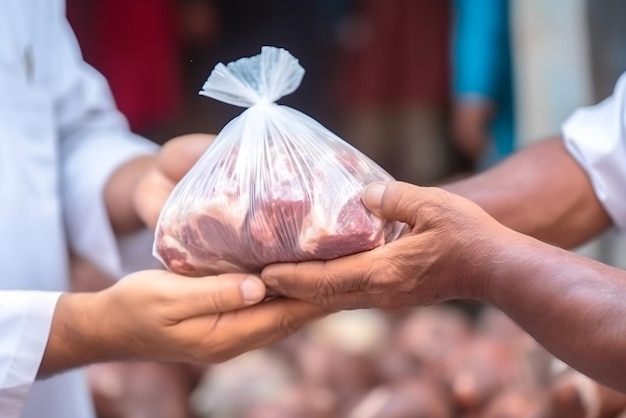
67,0,183,133
337,0,451,108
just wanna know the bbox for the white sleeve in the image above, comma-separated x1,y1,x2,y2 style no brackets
48,7,161,277
0,291,61,418
562,72,626,231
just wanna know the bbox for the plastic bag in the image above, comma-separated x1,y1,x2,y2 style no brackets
153,46,404,276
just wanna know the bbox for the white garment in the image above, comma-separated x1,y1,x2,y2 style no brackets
562,72,626,231
0,1,159,417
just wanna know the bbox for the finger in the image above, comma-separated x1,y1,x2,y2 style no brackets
165,272,266,317
159,134,216,181
261,249,378,303
362,181,432,226
201,299,331,362
133,168,171,229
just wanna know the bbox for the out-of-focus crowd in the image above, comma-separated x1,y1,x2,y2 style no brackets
66,0,626,417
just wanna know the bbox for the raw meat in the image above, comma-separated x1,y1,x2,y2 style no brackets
154,134,400,276
153,46,404,276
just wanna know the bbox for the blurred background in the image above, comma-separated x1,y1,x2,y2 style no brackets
65,0,626,417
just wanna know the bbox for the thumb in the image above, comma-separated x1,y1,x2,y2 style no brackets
362,181,423,225
168,273,267,317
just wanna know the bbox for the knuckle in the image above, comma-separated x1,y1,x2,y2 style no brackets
356,268,373,290
364,255,405,296
313,272,340,296
367,259,388,287
310,292,332,307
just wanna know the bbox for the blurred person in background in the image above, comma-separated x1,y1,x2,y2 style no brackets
451,0,516,170
0,2,325,418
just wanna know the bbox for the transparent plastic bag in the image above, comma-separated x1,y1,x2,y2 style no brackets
153,46,405,276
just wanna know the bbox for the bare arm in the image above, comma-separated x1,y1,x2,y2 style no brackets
262,182,626,391
443,137,612,248
486,231,626,391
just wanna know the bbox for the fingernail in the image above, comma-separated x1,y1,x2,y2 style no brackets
362,183,387,213
240,277,266,303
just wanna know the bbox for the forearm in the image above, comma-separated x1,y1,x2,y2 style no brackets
104,155,155,234
443,137,612,248
484,232,626,391
39,292,119,377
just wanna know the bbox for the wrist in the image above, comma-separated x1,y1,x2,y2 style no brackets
40,292,107,376
477,231,546,308
454,226,526,303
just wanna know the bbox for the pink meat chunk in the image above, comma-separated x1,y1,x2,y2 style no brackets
154,142,401,275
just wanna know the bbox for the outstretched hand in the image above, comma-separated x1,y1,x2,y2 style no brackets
261,181,512,313
41,271,330,376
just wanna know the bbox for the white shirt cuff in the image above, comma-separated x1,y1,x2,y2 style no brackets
0,291,62,418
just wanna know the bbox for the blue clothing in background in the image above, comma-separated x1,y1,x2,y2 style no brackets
453,0,515,168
